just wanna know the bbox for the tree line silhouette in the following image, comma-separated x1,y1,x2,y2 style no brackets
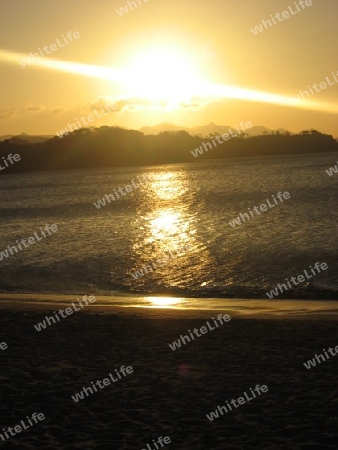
0,127,337,175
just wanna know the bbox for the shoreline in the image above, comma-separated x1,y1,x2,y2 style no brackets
0,293,338,319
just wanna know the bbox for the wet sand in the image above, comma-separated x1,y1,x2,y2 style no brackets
0,299,337,449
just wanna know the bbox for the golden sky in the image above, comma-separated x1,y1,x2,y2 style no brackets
1,0,338,136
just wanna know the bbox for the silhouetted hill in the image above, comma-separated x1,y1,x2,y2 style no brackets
139,123,291,138
0,127,336,175
0,134,52,143
139,123,186,134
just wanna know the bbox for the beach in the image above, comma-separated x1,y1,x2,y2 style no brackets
1,298,337,449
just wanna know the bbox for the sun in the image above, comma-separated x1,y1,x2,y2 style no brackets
122,46,205,105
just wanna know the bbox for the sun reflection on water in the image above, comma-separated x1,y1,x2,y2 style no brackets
150,172,188,201
147,297,184,308
133,171,197,255
128,168,213,291
147,209,190,242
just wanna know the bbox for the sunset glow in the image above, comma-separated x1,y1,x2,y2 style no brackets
2,45,338,122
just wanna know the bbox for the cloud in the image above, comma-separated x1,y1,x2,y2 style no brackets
50,108,65,114
89,97,117,112
25,106,44,112
86,96,175,114
110,96,212,112
0,94,215,123
25,105,66,114
88,97,151,113
0,108,17,119
178,101,202,110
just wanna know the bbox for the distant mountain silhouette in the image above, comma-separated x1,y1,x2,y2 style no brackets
139,123,185,134
0,126,336,175
139,123,291,138
0,134,52,143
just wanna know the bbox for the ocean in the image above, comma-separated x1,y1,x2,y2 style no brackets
0,151,337,300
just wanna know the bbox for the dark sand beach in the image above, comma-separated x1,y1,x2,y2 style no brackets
1,299,337,449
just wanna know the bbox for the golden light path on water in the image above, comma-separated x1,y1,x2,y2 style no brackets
128,169,215,300
143,297,184,308
2,48,338,114
131,170,204,269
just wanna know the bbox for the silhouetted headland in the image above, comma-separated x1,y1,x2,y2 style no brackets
0,127,337,174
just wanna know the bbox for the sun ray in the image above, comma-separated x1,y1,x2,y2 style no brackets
0,48,126,83
1,48,338,115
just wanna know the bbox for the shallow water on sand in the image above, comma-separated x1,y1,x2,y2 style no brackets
0,151,337,299
1,294,338,318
